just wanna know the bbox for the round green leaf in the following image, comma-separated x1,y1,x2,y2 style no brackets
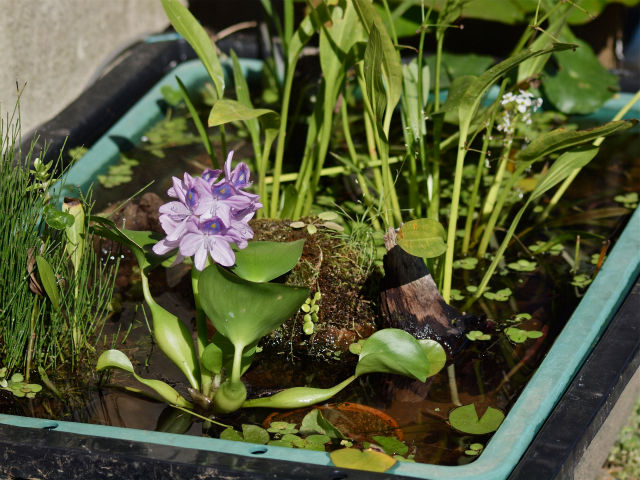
396,219,447,258
330,448,397,472
199,265,309,350
448,404,505,435
418,339,447,377
242,424,270,445
232,240,305,282
355,329,430,381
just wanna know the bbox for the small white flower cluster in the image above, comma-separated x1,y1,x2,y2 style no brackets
496,90,543,135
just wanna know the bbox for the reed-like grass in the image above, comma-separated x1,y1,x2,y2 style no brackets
0,106,118,378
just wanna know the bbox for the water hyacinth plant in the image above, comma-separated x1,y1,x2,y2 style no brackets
95,154,447,417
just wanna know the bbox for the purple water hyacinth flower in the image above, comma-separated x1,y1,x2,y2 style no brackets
153,151,262,270
179,217,236,270
158,173,202,242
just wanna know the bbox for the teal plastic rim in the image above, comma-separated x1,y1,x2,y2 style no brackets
7,59,640,479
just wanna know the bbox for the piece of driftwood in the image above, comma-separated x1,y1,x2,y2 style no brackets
380,228,478,357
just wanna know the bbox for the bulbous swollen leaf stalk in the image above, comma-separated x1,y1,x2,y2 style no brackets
212,380,247,414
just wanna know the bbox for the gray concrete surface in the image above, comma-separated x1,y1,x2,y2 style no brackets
0,0,171,135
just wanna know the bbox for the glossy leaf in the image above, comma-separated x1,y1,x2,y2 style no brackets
199,264,309,351
242,376,356,409
208,99,278,127
397,218,447,258
448,403,505,435
231,239,305,282
161,0,225,96
330,448,397,472
419,339,447,377
96,349,192,408
35,255,60,312
44,206,74,230
355,329,430,381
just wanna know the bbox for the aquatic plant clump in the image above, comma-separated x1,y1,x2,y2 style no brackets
153,151,262,269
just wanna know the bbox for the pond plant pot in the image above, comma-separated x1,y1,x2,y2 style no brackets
2,38,640,480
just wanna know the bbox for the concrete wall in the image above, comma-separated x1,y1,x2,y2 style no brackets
0,0,171,135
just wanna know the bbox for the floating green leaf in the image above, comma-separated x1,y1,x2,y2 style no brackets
372,436,409,456
355,329,430,381
453,257,478,270
330,448,397,472
466,330,491,341
449,404,505,435
231,240,305,282
504,327,543,344
396,218,447,258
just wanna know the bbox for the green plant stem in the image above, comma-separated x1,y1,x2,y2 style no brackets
462,129,492,255
270,66,296,217
231,344,245,384
447,364,461,406
434,31,445,112
219,124,228,162
358,68,396,227
25,300,39,383
340,100,382,230
442,121,470,303
482,136,513,217
171,404,231,429
428,114,444,220
191,268,212,396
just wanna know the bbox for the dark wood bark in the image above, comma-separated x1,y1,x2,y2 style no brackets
379,228,479,357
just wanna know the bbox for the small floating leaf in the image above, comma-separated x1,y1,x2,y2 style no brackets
396,218,447,259
372,436,408,456
449,404,504,435
242,424,270,444
330,448,397,472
